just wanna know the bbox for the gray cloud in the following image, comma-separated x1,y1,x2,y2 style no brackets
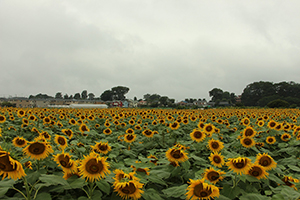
1,0,300,101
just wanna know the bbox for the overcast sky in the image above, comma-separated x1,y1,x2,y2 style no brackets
1,0,300,101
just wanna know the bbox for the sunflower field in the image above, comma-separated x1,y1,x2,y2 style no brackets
0,107,300,200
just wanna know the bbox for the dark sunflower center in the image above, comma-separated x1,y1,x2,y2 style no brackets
0,154,16,171
171,149,183,159
259,157,271,167
0,116,5,121
17,139,25,145
194,131,202,139
29,142,46,155
85,158,103,174
206,126,213,132
270,122,276,127
211,142,219,149
0,163,5,170
250,167,262,177
234,162,245,169
99,145,108,151
65,130,72,136
126,135,134,140
121,183,136,194
171,123,178,128
208,171,219,181
245,129,253,136
81,126,88,131
244,138,252,145
58,137,66,145
194,184,212,197
244,119,249,124
213,156,221,163
144,130,152,135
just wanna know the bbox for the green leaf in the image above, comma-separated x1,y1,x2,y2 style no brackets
278,143,288,148
245,175,260,182
271,194,285,200
268,174,285,185
264,190,272,195
181,160,191,171
96,179,111,194
0,179,16,187
240,193,271,200
143,188,164,200
149,169,170,179
280,186,300,199
39,174,69,187
162,184,188,198
288,164,300,172
147,175,167,186
68,176,88,189
0,187,10,197
91,190,103,200
221,185,244,199
35,192,52,200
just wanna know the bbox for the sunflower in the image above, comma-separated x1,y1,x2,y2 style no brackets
207,139,224,152
257,120,265,127
91,141,111,154
165,147,188,163
43,117,51,124
267,120,277,129
281,133,291,142
124,134,137,143
186,179,220,200
147,155,158,165
247,164,269,180
142,129,154,138
240,137,255,148
79,124,90,133
23,141,54,160
69,118,77,125
203,123,215,135
254,153,277,171
255,142,265,148
266,136,276,144
54,135,68,150
12,137,28,148
0,151,26,180
113,169,138,187
241,117,251,126
190,129,206,143
169,121,180,130
282,176,299,190
17,110,26,118
40,131,51,140
226,157,252,175
114,180,144,200
24,161,33,170
79,152,110,182
53,152,77,174
0,115,6,123
203,167,226,184
62,129,73,139
242,126,256,138
208,152,225,168
103,128,112,135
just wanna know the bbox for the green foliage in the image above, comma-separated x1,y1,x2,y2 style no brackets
267,99,289,108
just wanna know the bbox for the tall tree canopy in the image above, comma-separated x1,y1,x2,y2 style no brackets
241,81,300,106
111,86,129,100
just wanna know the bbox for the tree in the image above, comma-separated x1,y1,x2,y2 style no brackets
74,93,81,99
111,86,130,100
55,92,63,99
63,94,69,99
267,99,289,108
81,90,88,99
88,93,95,100
241,81,275,106
159,96,169,106
143,94,151,101
134,97,137,101
100,90,114,101
209,88,223,101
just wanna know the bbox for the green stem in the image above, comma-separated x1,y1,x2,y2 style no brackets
232,174,237,188
12,186,27,200
23,177,31,200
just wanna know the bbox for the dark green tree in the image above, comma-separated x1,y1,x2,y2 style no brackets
88,93,95,100
209,88,223,101
63,94,69,99
55,92,63,99
267,99,289,108
111,86,130,100
74,93,81,99
81,90,88,99
100,90,114,101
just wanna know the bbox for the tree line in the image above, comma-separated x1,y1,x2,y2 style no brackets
27,81,300,108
